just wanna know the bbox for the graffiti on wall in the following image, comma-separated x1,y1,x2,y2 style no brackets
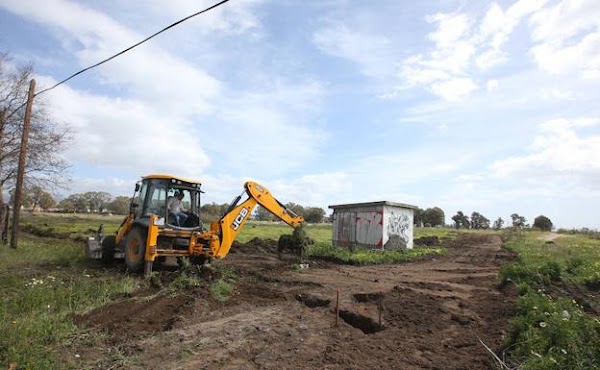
356,211,383,246
384,211,410,249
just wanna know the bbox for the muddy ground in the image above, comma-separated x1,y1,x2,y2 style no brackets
73,234,517,369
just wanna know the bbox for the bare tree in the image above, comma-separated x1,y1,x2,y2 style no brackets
0,52,70,202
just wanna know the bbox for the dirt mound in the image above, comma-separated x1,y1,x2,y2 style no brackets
229,237,278,254
75,291,196,339
71,233,517,370
414,235,440,246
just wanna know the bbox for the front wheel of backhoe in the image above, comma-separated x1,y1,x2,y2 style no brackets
124,228,147,272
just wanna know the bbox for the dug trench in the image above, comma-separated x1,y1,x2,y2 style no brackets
72,234,517,370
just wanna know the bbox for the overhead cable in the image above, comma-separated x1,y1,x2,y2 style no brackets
5,0,231,120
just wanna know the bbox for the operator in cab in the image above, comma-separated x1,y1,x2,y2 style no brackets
168,190,188,226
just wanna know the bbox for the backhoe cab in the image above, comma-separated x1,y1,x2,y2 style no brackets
89,174,304,275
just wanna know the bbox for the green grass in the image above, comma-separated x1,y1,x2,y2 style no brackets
0,236,140,369
19,212,332,245
500,230,600,369
237,221,331,244
20,212,123,242
306,242,445,265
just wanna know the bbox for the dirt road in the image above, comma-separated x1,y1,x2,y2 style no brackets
76,234,516,369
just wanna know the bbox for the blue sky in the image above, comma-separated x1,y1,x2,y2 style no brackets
0,0,599,229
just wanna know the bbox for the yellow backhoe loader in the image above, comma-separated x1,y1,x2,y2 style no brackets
87,174,304,275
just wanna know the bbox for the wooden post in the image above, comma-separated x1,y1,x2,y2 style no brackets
335,287,339,327
378,292,383,327
10,79,35,249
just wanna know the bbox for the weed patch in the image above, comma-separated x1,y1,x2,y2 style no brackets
0,236,140,369
501,230,600,369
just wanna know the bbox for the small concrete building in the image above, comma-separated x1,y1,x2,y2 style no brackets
329,201,417,250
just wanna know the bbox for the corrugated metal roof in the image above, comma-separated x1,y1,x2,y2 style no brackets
328,201,418,210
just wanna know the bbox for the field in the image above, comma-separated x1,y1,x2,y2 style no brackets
1,213,599,369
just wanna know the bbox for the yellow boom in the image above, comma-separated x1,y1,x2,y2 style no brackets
143,181,304,274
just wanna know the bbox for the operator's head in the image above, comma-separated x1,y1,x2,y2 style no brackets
175,191,184,199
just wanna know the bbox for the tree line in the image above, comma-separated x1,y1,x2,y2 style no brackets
450,211,553,231
13,185,330,223
414,207,553,231
15,183,554,231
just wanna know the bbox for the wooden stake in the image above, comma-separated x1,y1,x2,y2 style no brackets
335,287,339,327
378,292,383,327
10,79,35,249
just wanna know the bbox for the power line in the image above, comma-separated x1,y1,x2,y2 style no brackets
5,0,231,120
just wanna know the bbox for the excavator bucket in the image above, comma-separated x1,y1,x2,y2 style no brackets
86,224,105,259
277,225,311,257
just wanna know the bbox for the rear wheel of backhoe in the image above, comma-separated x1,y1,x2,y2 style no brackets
125,228,147,272
101,235,116,264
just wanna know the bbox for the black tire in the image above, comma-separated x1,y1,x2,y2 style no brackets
101,235,117,264
124,228,147,272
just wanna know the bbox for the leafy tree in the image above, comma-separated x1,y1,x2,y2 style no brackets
83,191,112,213
57,198,75,212
492,217,504,230
304,207,326,223
422,207,445,227
414,207,424,226
451,211,470,229
533,215,553,231
200,202,229,221
9,185,55,210
510,213,527,228
470,212,490,229
106,196,130,215
254,205,275,221
62,193,88,213
30,185,56,210
0,52,71,202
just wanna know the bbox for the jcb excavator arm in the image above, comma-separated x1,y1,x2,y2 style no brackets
143,181,304,275
212,181,304,258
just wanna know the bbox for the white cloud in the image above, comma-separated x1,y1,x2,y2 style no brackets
476,49,508,70
269,172,350,209
492,118,600,186
2,0,223,115
140,0,264,36
203,79,328,176
399,0,549,100
540,87,575,100
4,0,329,185
531,32,600,76
425,12,471,49
42,79,212,178
529,0,600,77
430,78,477,101
313,22,394,79
486,79,499,91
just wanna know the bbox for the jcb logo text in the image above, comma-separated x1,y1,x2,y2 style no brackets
231,208,249,230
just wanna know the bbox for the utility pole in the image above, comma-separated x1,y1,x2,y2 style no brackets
0,108,8,244
10,79,35,249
